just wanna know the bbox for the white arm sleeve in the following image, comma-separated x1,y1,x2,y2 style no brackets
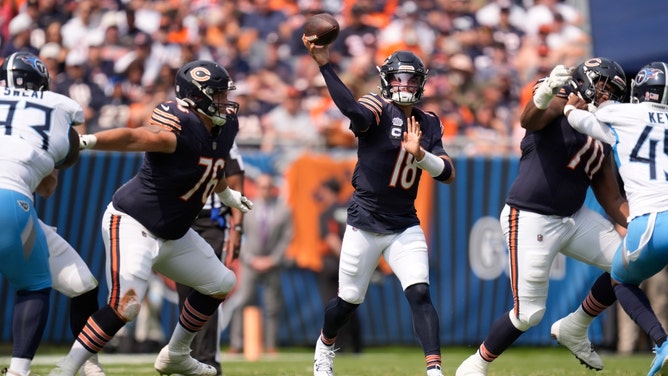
567,109,616,145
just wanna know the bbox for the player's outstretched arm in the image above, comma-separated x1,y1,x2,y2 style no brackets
79,125,177,153
565,94,616,144
520,65,575,131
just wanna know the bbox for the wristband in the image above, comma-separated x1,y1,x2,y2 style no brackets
532,83,554,110
79,134,97,149
563,104,577,117
233,224,243,233
415,149,445,177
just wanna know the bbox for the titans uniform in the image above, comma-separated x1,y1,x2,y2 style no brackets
320,63,448,302
569,101,668,285
100,101,238,314
499,83,621,328
0,88,82,291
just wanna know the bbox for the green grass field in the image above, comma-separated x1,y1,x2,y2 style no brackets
8,345,658,376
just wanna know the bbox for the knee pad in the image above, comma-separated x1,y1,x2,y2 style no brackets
510,301,546,330
404,283,431,305
203,269,237,296
338,285,364,305
114,290,142,322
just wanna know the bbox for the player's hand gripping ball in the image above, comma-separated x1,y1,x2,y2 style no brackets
303,13,340,46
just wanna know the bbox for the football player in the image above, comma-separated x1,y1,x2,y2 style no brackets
457,58,629,375
565,61,668,376
303,38,455,376
0,52,84,376
48,60,253,376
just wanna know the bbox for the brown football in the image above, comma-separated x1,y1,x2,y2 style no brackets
303,13,340,46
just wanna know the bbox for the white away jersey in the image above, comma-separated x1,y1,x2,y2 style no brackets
0,87,84,197
568,101,668,220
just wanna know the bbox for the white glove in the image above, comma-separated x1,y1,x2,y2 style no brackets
545,65,574,93
533,65,574,110
217,187,254,213
79,134,97,150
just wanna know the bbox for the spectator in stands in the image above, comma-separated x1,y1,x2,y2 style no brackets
2,13,40,57
331,4,379,62
261,86,324,171
53,49,108,133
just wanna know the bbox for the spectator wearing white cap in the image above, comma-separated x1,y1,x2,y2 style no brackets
1,12,40,57
39,42,65,82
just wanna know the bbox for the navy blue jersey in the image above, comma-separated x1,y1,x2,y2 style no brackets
320,64,447,233
506,84,611,216
113,101,238,239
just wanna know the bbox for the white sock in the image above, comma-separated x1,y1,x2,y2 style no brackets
167,323,196,353
573,307,594,327
8,357,30,375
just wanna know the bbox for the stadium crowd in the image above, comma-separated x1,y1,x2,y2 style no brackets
0,0,590,168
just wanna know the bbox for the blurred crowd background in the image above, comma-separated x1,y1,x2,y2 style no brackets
0,0,592,170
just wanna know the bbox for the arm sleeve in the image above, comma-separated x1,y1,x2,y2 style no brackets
320,63,376,132
567,109,616,145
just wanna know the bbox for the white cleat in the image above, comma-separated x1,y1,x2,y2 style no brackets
550,316,603,371
455,354,489,376
2,368,35,376
426,365,444,376
47,367,73,376
313,338,337,376
78,354,105,376
154,346,217,376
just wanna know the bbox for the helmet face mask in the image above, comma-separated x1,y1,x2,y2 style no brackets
572,57,626,106
378,51,428,105
630,61,668,105
175,60,239,126
0,52,50,91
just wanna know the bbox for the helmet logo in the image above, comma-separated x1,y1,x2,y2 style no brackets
635,67,664,86
190,67,211,82
584,58,602,68
17,54,48,76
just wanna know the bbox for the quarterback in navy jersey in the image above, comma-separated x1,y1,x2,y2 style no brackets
49,60,253,376
457,58,629,375
304,36,455,376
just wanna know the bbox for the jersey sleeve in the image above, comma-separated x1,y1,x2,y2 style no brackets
320,63,378,133
149,101,183,134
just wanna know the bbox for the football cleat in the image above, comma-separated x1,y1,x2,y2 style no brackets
78,354,105,376
2,368,34,376
648,341,668,376
455,354,489,376
154,346,217,376
313,337,337,376
550,315,603,371
426,365,444,376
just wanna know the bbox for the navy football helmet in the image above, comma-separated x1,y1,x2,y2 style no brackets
572,57,626,105
175,60,239,126
378,51,428,105
0,51,50,91
631,61,668,105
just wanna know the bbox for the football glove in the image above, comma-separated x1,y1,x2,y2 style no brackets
533,65,574,110
217,187,254,213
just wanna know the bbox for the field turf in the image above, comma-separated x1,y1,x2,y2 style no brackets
4,345,657,375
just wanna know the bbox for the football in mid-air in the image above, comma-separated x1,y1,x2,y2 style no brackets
303,13,340,46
